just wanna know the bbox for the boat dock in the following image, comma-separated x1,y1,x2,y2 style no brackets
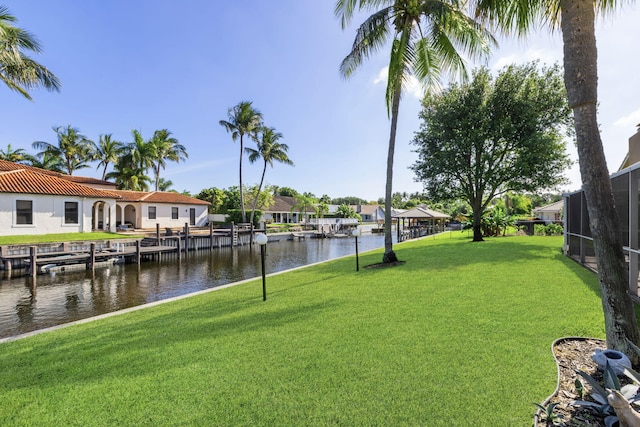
0,223,267,278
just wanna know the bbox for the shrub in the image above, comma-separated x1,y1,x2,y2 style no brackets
534,224,546,236
533,223,563,236
544,223,563,236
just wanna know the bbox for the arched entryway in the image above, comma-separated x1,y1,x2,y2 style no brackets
116,204,138,228
92,201,112,231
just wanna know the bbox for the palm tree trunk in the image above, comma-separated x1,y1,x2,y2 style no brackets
249,162,267,228
239,135,247,223
383,86,401,264
561,0,640,361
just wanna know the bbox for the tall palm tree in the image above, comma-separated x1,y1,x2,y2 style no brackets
0,6,60,100
0,144,29,162
106,130,153,191
158,178,174,192
219,101,263,223
472,0,640,366
149,129,187,191
336,0,496,263
24,149,64,172
32,125,93,175
92,134,123,180
245,127,294,226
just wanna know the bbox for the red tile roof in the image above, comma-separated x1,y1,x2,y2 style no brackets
110,190,210,205
0,160,208,205
0,169,121,198
0,159,62,176
61,175,117,187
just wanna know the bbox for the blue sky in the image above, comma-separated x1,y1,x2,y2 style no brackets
1,1,639,201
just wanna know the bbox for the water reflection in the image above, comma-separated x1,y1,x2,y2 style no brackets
0,234,387,339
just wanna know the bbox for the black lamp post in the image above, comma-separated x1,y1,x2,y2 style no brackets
256,233,268,300
352,227,361,272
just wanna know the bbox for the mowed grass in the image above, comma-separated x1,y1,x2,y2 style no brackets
0,232,137,245
0,234,604,426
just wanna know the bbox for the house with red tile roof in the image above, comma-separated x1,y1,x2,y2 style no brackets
108,189,210,230
0,160,210,235
0,160,120,235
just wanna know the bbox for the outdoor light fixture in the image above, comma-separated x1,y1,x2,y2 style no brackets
256,233,268,300
352,227,361,272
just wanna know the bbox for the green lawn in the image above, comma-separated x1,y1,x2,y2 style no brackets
0,232,139,245
0,234,604,426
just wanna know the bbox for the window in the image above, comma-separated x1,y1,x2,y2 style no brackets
172,207,179,220
64,201,79,224
148,206,156,220
16,200,33,225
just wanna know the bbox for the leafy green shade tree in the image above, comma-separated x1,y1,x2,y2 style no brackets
411,63,572,241
92,134,123,180
196,187,227,213
472,0,640,367
219,101,263,224
149,129,187,192
32,125,93,175
245,126,294,227
336,0,496,264
0,6,60,100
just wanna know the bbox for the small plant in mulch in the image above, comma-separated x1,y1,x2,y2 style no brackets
573,360,640,427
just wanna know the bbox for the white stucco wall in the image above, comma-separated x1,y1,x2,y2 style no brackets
0,194,109,236
137,203,209,229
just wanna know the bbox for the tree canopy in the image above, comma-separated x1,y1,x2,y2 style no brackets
411,62,572,241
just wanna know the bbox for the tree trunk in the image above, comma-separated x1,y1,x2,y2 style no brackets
472,197,484,242
383,86,401,264
239,134,246,223
249,162,267,229
561,0,640,361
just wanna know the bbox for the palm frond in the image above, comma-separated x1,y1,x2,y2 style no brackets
339,7,393,78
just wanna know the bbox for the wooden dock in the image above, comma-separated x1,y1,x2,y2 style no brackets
0,223,269,278
1,240,180,277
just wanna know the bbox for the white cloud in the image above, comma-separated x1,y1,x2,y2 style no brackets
373,66,424,99
492,48,560,71
614,108,640,128
373,67,387,85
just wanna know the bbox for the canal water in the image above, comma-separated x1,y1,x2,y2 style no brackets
0,233,388,339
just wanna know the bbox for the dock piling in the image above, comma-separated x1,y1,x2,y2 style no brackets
88,243,96,271
30,246,37,277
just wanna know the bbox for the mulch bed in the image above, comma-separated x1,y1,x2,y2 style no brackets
536,337,633,426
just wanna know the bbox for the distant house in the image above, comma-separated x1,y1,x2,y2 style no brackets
261,195,315,223
533,200,563,222
0,160,210,235
352,204,385,223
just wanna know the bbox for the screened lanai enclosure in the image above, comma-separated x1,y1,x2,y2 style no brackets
564,164,640,302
